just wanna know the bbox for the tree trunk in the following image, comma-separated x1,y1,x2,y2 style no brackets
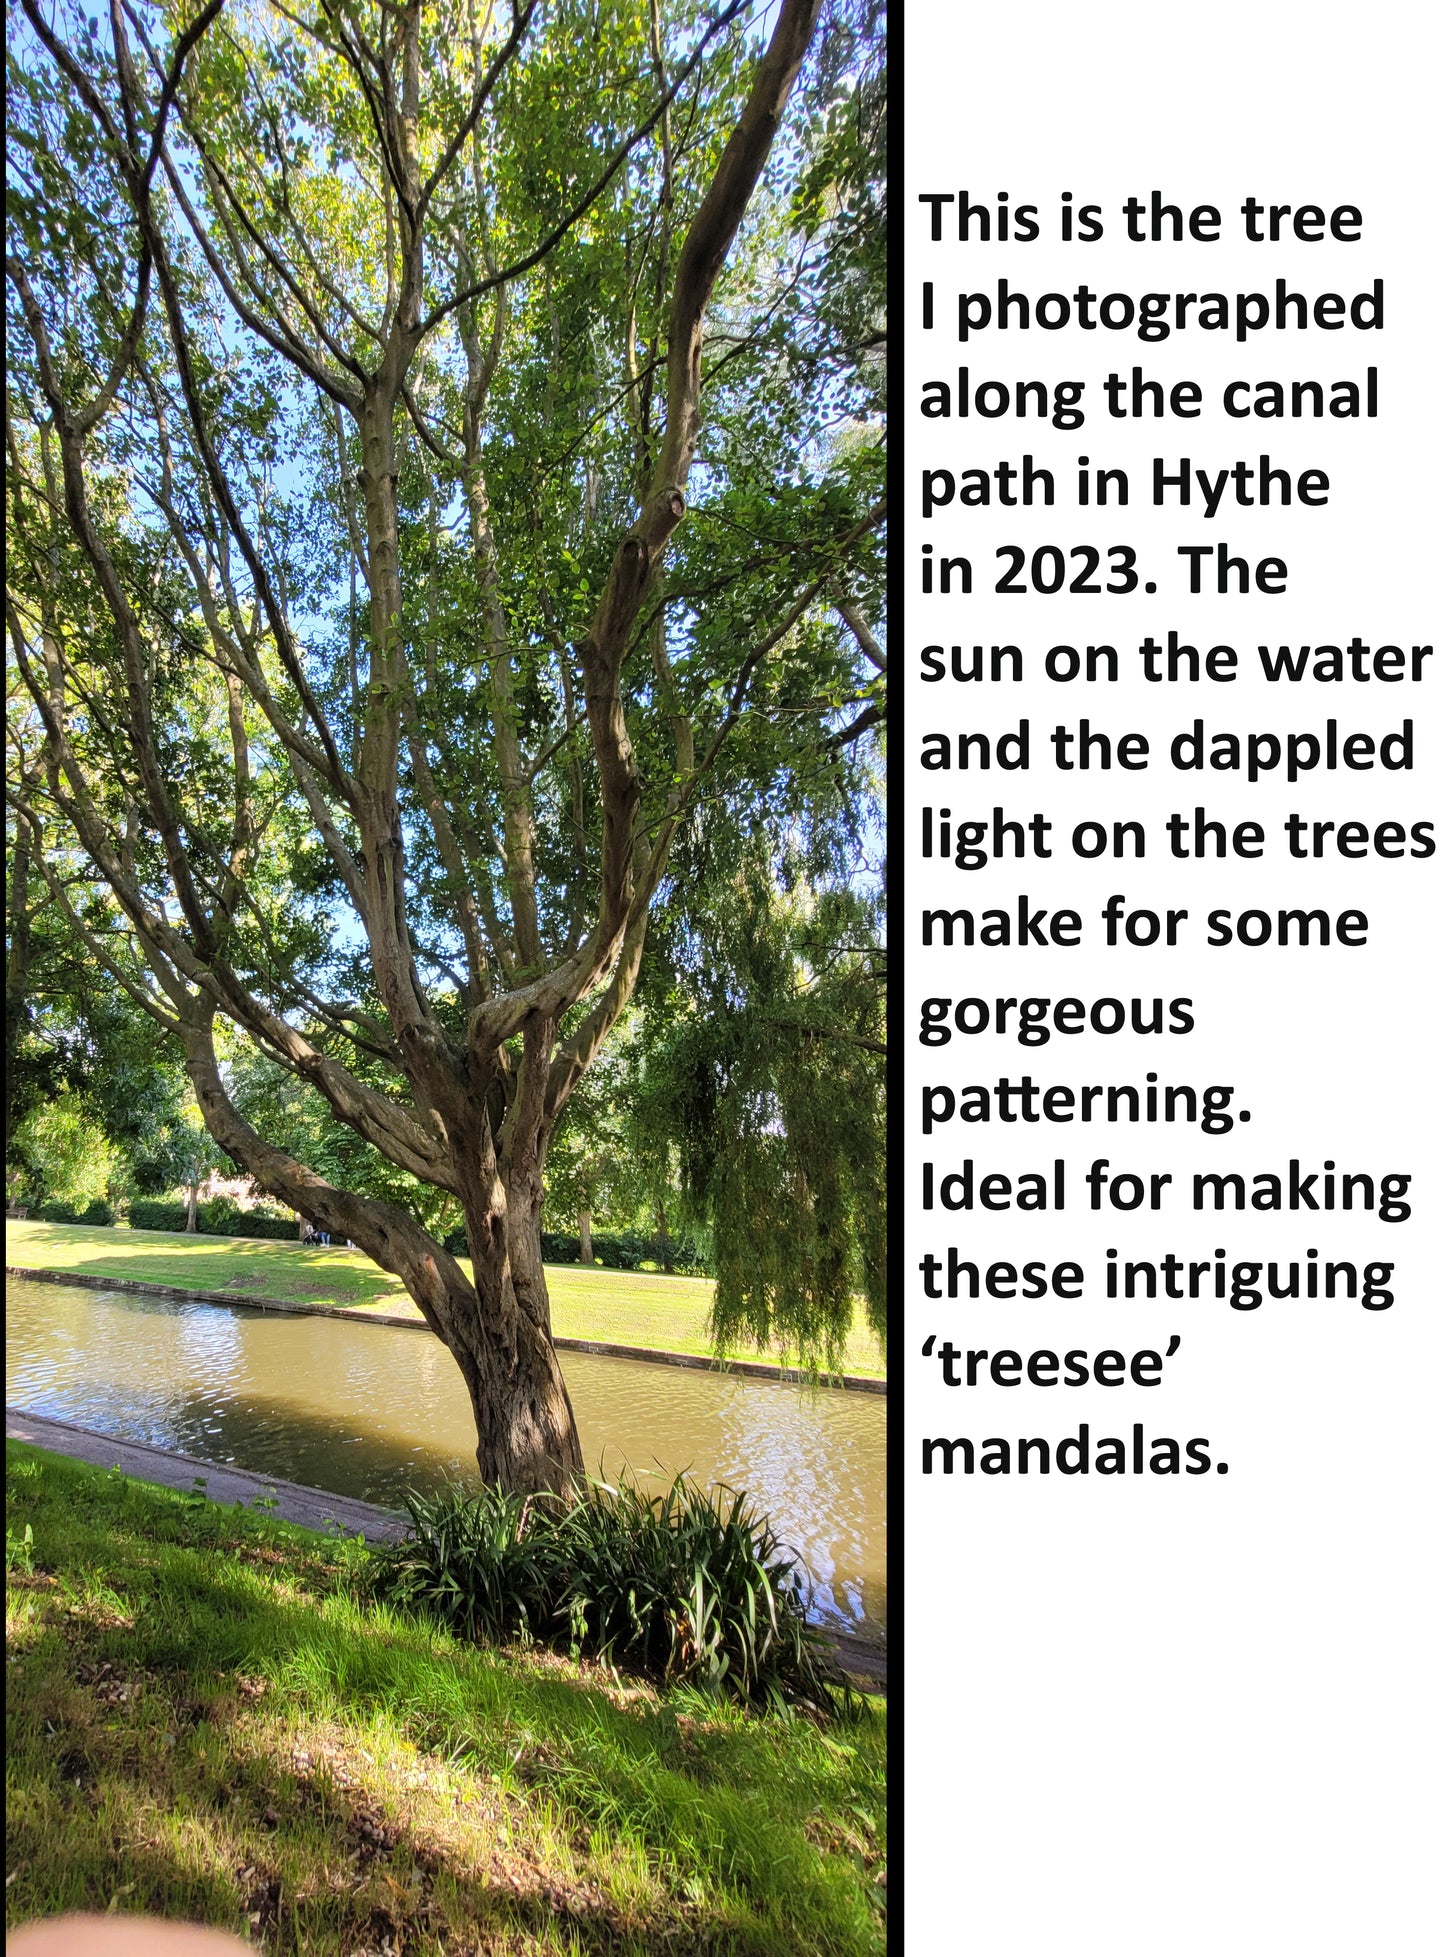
655,1199,674,1273
578,1208,593,1265
185,1181,198,1231
181,1016,581,1490
4,819,34,1162
455,1190,584,1493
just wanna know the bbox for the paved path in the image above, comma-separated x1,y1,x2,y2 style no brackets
5,1407,887,1689
5,1406,408,1541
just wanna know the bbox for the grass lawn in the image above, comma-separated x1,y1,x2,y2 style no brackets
6,1221,886,1379
5,1442,886,1954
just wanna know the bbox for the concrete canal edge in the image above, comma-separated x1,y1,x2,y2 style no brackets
6,1405,408,1541
5,1406,887,1691
5,1264,886,1395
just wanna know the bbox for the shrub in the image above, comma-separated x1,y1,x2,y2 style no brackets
34,1196,113,1226
534,1228,712,1276
366,1485,562,1645
126,1198,300,1239
226,1211,302,1240
366,1472,848,1710
435,1226,713,1274
128,1199,191,1232
560,1475,837,1704
198,1193,243,1233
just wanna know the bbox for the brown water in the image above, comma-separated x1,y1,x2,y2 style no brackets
5,1278,886,1641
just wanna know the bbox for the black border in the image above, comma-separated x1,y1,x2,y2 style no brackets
884,0,904,1944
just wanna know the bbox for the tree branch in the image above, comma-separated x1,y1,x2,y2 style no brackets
417,0,748,337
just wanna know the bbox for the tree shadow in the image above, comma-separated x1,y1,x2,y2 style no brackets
10,1245,391,1306
7,1459,879,1957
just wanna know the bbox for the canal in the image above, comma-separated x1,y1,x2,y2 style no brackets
5,1277,886,1642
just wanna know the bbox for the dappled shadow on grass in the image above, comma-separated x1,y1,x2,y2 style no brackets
8,1225,398,1304
9,1729,734,1956
6,1447,885,1957
24,1250,390,1306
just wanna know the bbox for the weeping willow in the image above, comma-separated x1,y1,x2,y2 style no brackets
640,871,886,1370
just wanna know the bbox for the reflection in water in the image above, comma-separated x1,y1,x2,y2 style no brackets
5,1278,885,1639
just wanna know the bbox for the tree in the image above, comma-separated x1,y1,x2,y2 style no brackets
6,0,883,1492
227,1040,460,1239
5,806,198,1198
9,1091,119,1209
540,1034,637,1264
6,805,57,1163
633,853,885,1369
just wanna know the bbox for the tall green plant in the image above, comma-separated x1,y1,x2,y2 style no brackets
367,1473,851,1709
633,864,886,1369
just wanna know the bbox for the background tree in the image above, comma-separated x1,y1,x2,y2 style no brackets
168,1105,228,1230
540,1034,639,1264
633,849,885,1368
227,1042,461,1239
6,0,883,1492
5,809,198,1202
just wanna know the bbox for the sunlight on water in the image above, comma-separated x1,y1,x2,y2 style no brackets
5,1278,886,1639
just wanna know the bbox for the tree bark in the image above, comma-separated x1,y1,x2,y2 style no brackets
4,817,34,1161
7,0,824,1499
655,1199,674,1273
177,1014,582,1491
455,1209,584,1492
578,1208,593,1265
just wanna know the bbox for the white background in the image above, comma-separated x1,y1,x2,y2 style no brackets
903,3,1443,1949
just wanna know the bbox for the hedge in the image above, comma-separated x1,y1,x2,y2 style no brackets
34,1197,115,1227
442,1223,711,1277
127,1198,301,1240
213,1212,304,1240
126,1199,191,1232
92,1201,708,1268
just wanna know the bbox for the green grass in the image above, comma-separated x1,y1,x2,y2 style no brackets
5,1220,886,1378
6,1442,886,1954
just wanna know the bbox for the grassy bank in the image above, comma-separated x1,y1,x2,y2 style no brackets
5,1221,886,1378
5,1442,885,1954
